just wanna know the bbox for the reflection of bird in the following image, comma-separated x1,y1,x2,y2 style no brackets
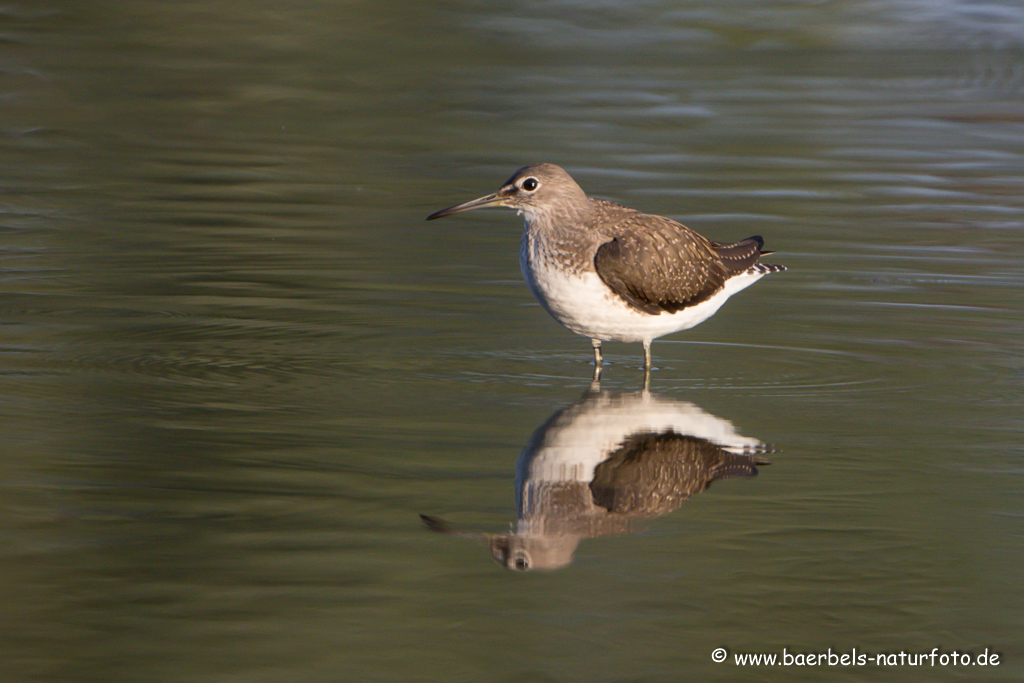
421,388,771,571
427,164,785,373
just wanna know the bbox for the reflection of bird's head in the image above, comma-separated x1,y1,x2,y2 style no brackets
489,534,581,572
420,514,581,571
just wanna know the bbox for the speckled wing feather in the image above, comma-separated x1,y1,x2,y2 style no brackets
593,211,733,315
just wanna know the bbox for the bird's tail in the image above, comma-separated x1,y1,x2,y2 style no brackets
711,235,786,276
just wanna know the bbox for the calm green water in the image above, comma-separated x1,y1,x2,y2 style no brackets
1,1,1022,682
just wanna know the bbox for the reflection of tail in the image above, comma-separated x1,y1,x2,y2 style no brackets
710,452,771,483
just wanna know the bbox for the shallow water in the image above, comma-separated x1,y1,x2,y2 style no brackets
1,1,1022,681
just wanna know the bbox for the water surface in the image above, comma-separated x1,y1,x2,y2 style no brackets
1,1,1022,681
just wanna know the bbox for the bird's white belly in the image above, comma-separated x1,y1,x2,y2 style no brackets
522,257,764,344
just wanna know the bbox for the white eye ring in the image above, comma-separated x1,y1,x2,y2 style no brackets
520,177,539,192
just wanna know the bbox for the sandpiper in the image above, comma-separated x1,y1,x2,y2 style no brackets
427,164,785,373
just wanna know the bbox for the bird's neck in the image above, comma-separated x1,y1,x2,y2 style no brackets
521,199,603,277
522,196,595,242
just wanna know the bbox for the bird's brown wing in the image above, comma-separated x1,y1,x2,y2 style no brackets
593,213,732,315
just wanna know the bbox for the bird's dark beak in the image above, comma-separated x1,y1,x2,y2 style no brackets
426,192,505,220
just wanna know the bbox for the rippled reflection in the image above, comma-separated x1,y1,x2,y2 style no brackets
423,385,772,570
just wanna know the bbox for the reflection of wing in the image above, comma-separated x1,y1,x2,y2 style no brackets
589,431,769,516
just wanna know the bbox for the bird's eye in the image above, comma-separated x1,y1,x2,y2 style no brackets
512,554,530,571
521,177,539,192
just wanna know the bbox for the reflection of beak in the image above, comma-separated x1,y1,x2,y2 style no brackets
426,192,505,220
419,514,493,544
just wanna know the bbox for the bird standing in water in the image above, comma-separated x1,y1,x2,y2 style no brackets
427,164,785,376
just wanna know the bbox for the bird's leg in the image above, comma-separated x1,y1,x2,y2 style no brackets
590,339,604,383
641,342,652,392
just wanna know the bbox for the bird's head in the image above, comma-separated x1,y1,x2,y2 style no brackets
427,163,588,224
